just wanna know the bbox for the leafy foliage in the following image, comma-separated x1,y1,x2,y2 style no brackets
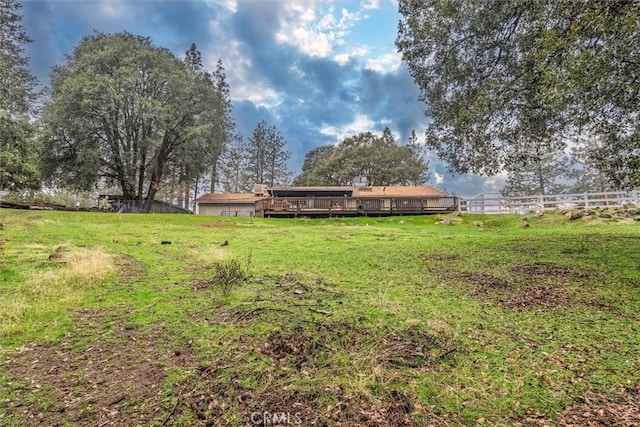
245,120,290,187
40,33,227,210
397,0,640,188
294,127,428,186
162,47,235,209
0,0,39,192
218,135,251,193
212,258,246,296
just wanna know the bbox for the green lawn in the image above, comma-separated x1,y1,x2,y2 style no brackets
0,210,638,426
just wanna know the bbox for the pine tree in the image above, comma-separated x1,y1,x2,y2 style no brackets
219,136,251,193
246,121,290,187
210,59,235,192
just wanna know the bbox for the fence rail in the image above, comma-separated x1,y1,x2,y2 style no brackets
460,190,640,214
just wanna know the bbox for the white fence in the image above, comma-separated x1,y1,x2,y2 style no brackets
460,190,640,214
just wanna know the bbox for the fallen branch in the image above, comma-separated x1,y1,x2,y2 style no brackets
233,307,292,323
438,347,458,359
160,382,192,427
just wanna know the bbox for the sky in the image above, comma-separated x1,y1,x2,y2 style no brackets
20,0,505,197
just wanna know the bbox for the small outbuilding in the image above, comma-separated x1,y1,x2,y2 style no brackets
194,193,263,217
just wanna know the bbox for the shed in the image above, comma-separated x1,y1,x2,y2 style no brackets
195,193,263,217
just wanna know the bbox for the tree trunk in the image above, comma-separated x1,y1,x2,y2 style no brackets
536,160,545,196
183,181,190,210
193,180,198,212
210,163,217,193
144,131,173,212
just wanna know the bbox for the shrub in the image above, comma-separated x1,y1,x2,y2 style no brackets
212,258,246,296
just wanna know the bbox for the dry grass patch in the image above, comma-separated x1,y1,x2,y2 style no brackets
186,246,228,265
0,246,114,337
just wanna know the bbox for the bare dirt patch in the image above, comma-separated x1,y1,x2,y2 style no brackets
113,254,147,283
499,284,576,309
447,262,592,309
558,389,640,426
515,389,640,426
168,323,456,426
511,262,590,281
456,272,511,294
1,308,194,427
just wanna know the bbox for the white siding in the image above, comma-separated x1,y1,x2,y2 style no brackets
198,202,255,217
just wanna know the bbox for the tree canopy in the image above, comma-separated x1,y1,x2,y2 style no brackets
294,128,428,186
40,33,227,210
0,0,40,193
245,120,290,187
397,0,640,189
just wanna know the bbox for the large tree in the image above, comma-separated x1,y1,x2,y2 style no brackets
218,135,251,193
294,128,428,186
502,150,573,196
41,33,226,211
397,0,640,188
0,0,39,193
246,120,290,187
293,145,338,186
167,46,233,209
208,59,235,192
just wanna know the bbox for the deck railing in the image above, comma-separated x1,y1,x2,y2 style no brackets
255,196,458,216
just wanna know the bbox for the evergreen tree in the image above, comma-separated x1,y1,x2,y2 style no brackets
219,135,251,193
41,33,227,211
0,0,40,193
246,120,290,187
209,59,235,192
397,0,640,188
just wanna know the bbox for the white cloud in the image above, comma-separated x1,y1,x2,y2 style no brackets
99,0,128,17
481,173,508,193
333,47,368,65
276,26,333,57
334,53,351,65
434,172,445,184
365,52,402,73
319,113,376,142
217,0,237,13
361,0,381,10
274,2,373,58
201,25,280,108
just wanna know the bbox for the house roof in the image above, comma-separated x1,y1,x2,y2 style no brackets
268,186,354,198
269,186,353,192
353,186,444,198
195,193,264,204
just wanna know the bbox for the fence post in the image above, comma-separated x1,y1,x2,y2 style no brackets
539,194,544,211
584,193,588,208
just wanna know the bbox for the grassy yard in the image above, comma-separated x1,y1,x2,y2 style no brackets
0,209,638,426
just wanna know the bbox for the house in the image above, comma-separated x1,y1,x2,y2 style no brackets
195,185,458,217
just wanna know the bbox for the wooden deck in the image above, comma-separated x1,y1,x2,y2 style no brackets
255,196,458,217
